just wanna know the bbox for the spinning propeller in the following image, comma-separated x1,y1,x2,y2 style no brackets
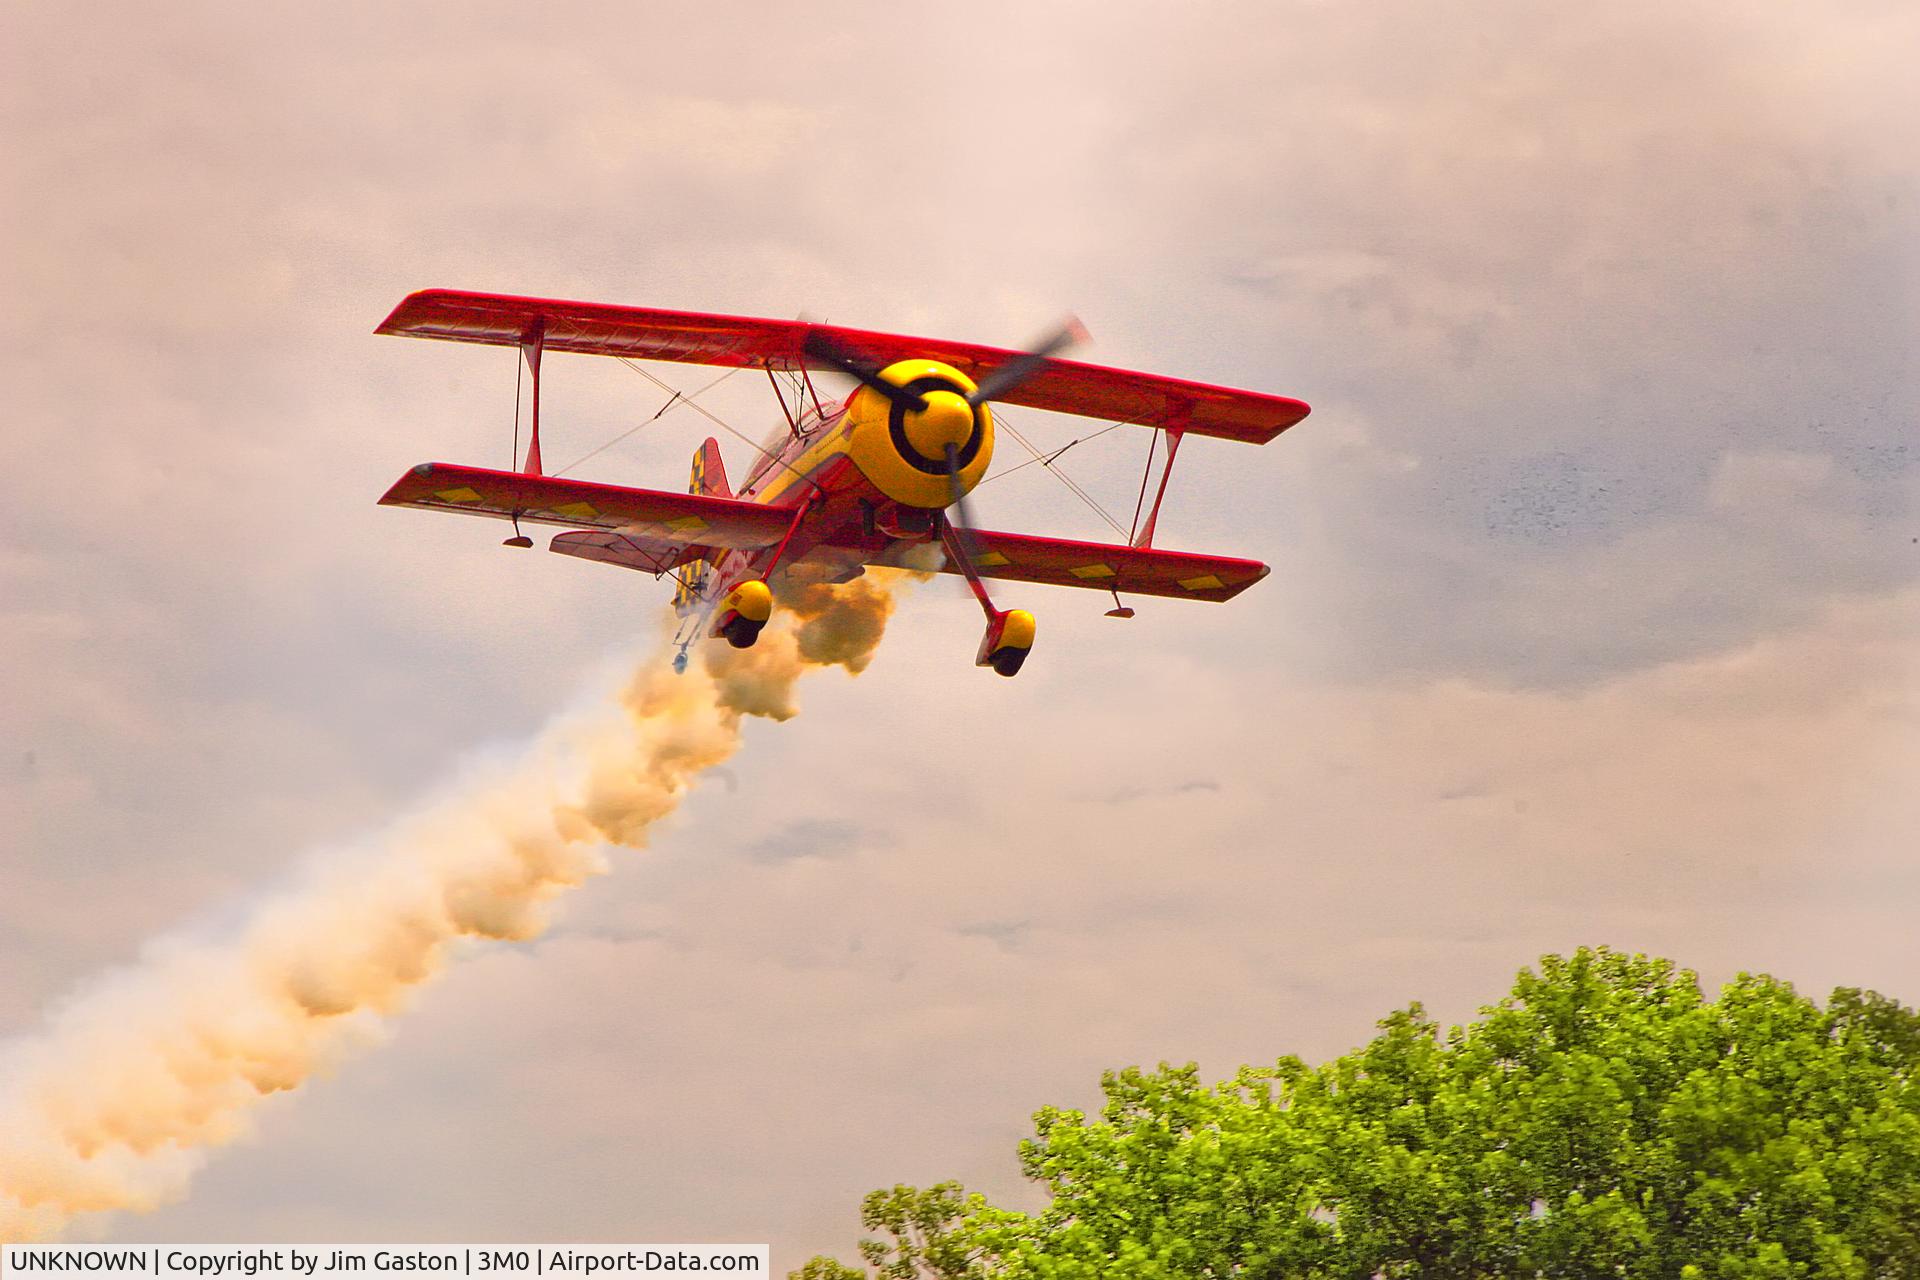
802,317,1086,418
962,318,1088,408
803,335,928,414
803,318,1086,591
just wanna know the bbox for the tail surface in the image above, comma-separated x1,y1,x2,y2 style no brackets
690,437,730,498
674,439,728,609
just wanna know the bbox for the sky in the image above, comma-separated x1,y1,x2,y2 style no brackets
1,0,1916,1264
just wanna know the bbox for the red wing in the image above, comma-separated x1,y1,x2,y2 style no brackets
894,530,1270,603
985,363,1306,446
378,290,1309,445
378,462,790,548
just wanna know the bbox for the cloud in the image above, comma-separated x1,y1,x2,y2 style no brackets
1091,778,1223,805
1707,449,1838,512
743,819,871,865
956,921,1032,954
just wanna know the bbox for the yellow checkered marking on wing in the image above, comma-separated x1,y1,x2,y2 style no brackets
1179,573,1225,591
667,515,709,533
976,551,1010,568
433,486,483,504
1069,563,1116,580
552,501,600,520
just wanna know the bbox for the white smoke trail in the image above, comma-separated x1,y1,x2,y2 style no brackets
0,572,913,1241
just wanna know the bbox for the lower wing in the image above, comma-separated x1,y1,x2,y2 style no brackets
892,529,1269,603
378,462,790,550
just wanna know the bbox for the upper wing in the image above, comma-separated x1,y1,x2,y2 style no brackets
885,529,1270,604
378,462,790,549
378,289,1309,445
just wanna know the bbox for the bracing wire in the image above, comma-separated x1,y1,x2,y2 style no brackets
1128,428,1160,544
551,366,734,477
539,313,820,493
976,420,1127,488
610,357,820,493
989,409,1131,538
511,353,523,471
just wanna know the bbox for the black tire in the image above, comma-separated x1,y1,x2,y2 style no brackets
723,616,762,649
989,646,1028,677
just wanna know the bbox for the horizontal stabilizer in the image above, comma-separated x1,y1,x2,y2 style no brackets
378,462,790,549
550,530,700,575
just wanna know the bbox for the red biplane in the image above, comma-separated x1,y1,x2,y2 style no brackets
376,290,1309,676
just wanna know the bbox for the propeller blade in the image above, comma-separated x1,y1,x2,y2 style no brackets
943,442,986,560
940,442,993,600
966,316,1088,407
803,331,926,413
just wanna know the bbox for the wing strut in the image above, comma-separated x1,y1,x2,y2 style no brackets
499,320,549,548
1131,428,1184,549
520,318,547,475
764,491,817,578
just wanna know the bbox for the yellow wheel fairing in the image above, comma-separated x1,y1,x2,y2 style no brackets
843,359,994,510
996,608,1036,652
723,578,774,623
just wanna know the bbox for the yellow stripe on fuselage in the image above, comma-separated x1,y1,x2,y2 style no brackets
756,371,994,513
751,412,858,509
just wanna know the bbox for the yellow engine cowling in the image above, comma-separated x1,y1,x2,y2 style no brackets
842,359,994,510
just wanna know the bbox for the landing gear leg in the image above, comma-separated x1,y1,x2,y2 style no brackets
943,522,1037,678
702,496,815,653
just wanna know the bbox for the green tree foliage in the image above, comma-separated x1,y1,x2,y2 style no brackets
794,949,1920,1279
793,1183,988,1280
